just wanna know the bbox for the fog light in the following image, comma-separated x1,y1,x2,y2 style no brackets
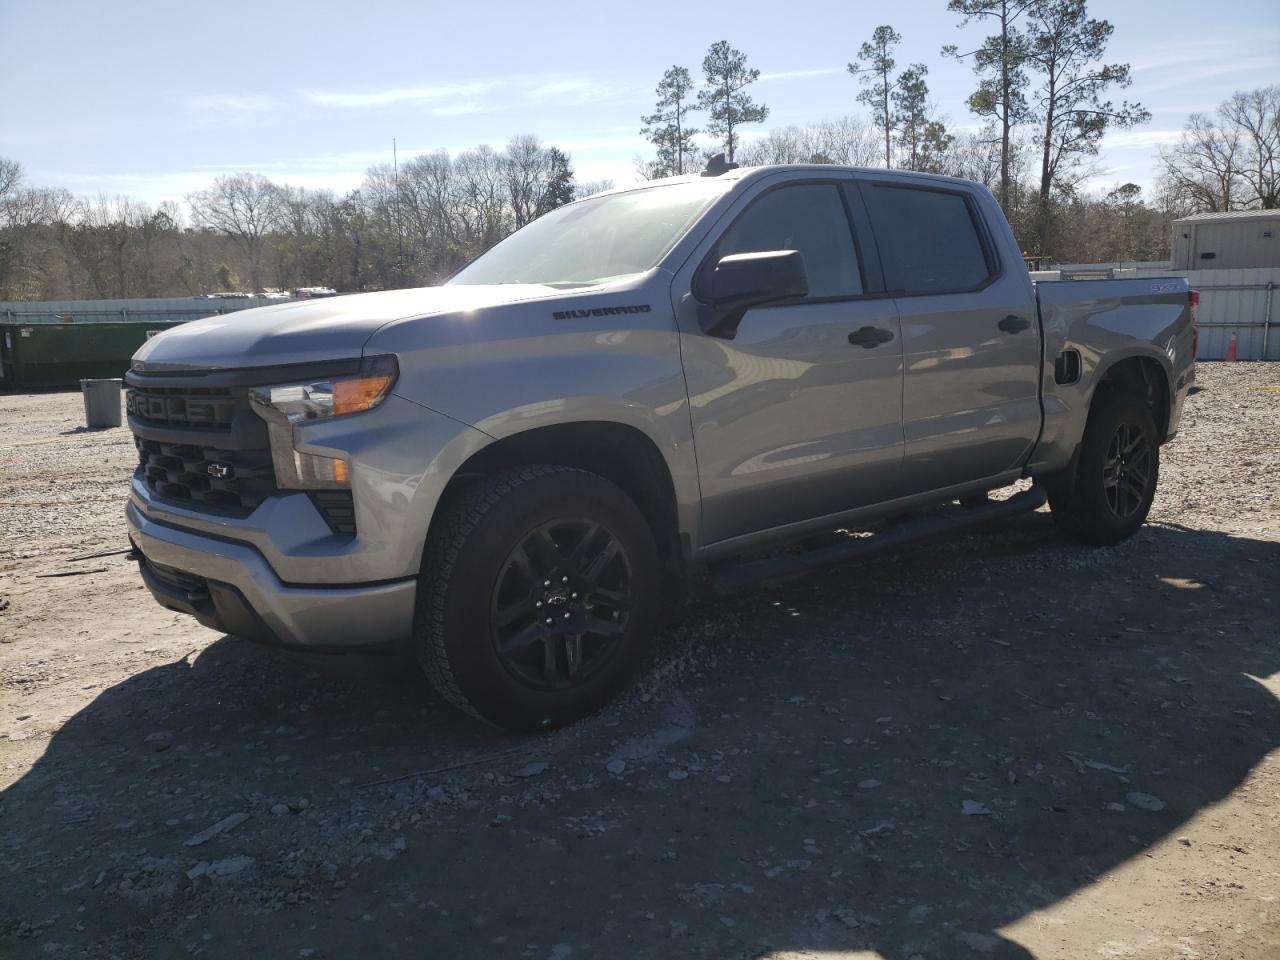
293,452,349,487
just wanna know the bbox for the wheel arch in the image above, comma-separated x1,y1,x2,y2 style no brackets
428,420,691,604
1091,354,1173,442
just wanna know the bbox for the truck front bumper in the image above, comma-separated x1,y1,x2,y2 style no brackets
127,500,416,652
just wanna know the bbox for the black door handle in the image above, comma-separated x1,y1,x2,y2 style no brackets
999,314,1031,333
848,326,895,348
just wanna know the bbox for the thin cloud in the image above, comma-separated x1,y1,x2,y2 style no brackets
428,102,494,117
552,134,650,153
525,78,602,101
1103,129,1184,149
758,67,846,82
1136,57,1280,98
304,80,503,108
517,75,645,107
305,74,643,113
1127,29,1279,72
182,93,280,127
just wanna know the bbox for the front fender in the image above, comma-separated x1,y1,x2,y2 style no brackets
370,320,702,553
291,395,494,581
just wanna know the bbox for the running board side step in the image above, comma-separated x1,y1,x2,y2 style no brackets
710,486,1047,594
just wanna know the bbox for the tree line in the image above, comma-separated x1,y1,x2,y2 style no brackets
0,1,1276,302
0,137,594,302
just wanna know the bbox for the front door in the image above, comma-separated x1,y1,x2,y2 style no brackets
676,179,905,548
857,177,1042,494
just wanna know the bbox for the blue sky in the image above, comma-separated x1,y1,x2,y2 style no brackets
1,0,1276,208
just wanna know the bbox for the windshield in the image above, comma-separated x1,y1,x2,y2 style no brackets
448,180,728,287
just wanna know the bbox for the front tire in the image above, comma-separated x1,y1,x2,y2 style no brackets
417,465,661,731
1047,387,1159,546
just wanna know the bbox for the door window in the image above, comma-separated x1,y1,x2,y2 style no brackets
862,185,995,294
715,184,863,299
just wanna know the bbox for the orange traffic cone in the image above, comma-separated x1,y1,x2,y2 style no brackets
1226,331,1238,362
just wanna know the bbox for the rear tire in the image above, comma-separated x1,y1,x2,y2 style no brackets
1047,387,1159,546
416,465,661,731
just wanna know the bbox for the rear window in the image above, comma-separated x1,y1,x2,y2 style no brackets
863,185,995,294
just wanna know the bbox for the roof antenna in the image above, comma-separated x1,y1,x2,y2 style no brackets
701,153,739,177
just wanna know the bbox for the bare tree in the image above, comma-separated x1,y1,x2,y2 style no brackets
1,183,74,230
1221,85,1280,209
62,195,152,298
574,180,614,199
737,117,880,167
505,135,554,229
187,173,284,291
269,186,345,291
1159,113,1243,213
0,157,21,205
0,160,75,300
938,127,1004,186
632,156,665,181
455,145,510,256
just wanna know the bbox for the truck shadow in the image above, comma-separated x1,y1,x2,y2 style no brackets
2,518,1277,958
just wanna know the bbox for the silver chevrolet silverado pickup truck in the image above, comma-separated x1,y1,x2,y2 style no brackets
125,163,1196,729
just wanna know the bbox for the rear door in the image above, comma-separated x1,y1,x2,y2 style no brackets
673,175,904,548
857,176,1041,494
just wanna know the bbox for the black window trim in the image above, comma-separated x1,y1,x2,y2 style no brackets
855,178,1005,298
692,177,884,308
840,181,888,297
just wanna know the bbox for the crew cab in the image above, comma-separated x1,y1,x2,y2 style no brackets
125,163,1196,729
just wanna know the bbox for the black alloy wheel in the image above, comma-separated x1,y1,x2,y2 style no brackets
1045,386,1160,547
1102,422,1153,520
417,464,661,730
490,519,632,691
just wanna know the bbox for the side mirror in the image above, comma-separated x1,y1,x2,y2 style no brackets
702,250,808,338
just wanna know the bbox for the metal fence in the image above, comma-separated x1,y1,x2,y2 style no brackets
1187,273,1276,361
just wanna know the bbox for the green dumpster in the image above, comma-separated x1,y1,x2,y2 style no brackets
0,321,188,390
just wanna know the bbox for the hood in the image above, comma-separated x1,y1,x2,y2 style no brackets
131,284,565,372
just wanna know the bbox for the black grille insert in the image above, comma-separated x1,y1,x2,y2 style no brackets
135,436,277,514
127,374,278,515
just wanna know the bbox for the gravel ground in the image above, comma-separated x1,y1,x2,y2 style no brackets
1,363,1278,959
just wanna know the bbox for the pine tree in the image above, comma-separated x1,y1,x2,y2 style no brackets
892,64,953,172
943,0,1037,208
538,148,575,216
849,25,902,168
641,67,700,176
1025,0,1148,250
697,41,768,163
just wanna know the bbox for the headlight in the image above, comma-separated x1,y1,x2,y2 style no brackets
250,355,397,423
250,355,397,490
